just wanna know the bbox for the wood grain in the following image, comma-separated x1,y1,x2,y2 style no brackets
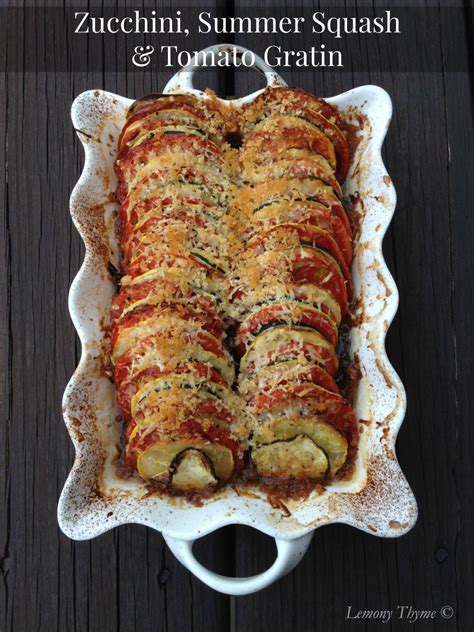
0,2,233,631
0,1,472,631
231,1,474,631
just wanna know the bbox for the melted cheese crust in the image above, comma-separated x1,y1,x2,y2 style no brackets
112,87,357,490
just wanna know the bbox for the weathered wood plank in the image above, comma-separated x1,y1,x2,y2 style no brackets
232,2,473,631
0,62,11,632
1,1,473,631
0,2,233,631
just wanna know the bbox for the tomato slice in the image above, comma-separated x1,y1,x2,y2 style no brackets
121,101,208,137
242,179,351,236
125,418,244,475
277,106,349,183
246,87,346,134
112,314,227,365
111,301,225,352
124,251,220,279
241,361,340,399
119,103,211,150
133,389,234,428
121,213,212,267
248,223,352,293
248,158,342,199
119,120,209,160
114,330,231,388
267,339,339,377
116,362,229,421
292,248,349,316
122,202,220,249
115,134,224,202
248,200,352,265
243,125,336,171
125,94,225,128
193,422,244,474
118,132,223,172
123,220,227,274
244,88,349,181
114,298,223,341
121,178,225,225
241,326,339,378
121,164,223,227
125,195,222,230
251,383,357,443
111,279,218,321
299,189,350,236
236,301,338,354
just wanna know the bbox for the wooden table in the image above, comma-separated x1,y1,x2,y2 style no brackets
0,2,472,630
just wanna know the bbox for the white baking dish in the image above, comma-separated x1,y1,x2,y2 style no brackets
58,44,417,596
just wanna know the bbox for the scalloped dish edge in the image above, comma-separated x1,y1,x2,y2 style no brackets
58,85,417,545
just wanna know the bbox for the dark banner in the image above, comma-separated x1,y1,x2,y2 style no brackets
0,5,471,72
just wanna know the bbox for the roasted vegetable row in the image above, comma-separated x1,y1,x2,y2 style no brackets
112,94,246,492
111,87,358,496
229,88,358,484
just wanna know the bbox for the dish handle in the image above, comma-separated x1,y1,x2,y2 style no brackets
163,43,287,95
163,530,313,596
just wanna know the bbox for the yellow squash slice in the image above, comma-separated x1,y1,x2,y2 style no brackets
137,441,234,482
252,434,328,479
254,415,348,476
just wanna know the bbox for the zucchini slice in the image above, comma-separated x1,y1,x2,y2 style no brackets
111,315,225,365
125,124,208,155
239,359,339,398
242,154,342,198
123,266,225,306
240,324,339,377
243,115,337,170
130,373,230,418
